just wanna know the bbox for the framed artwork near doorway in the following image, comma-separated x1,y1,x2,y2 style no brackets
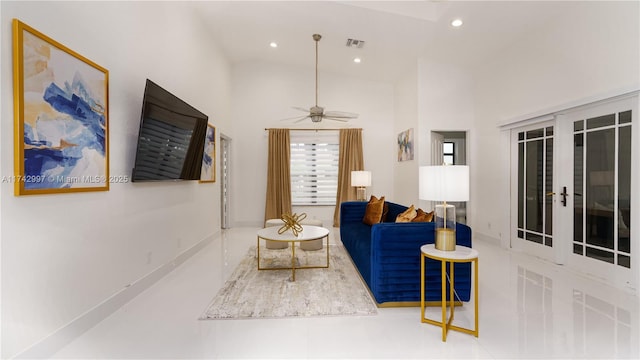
200,123,216,183
397,128,414,161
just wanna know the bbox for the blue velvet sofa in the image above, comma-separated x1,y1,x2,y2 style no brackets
340,201,472,305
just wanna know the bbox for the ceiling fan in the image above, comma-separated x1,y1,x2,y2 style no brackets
285,34,359,123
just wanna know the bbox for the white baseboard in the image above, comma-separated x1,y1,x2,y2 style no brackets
474,231,502,247
13,232,218,359
233,220,263,228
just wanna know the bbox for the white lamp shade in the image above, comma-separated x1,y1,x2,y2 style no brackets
419,165,469,201
351,170,372,187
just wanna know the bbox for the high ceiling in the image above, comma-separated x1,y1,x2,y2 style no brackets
193,1,580,83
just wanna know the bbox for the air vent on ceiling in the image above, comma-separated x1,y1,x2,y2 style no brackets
346,38,365,49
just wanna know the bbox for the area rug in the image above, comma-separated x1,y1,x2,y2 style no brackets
199,244,377,319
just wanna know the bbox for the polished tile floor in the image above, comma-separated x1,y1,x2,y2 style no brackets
53,227,639,359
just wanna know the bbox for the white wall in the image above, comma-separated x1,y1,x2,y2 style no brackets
0,2,231,358
471,1,639,243
416,60,475,213
230,61,395,227
393,66,419,206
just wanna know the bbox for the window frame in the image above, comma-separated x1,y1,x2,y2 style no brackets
443,141,455,165
290,131,339,206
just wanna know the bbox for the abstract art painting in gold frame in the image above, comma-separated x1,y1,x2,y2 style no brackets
200,123,216,183
12,19,109,196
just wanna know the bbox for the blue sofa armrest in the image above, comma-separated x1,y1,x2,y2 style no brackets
340,201,368,225
340,201,374,287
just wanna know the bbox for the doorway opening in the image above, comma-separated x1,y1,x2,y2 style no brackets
220,134,231,229
431,130,468,224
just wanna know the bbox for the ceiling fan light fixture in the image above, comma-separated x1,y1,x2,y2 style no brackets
310,105,324,115
269,42,278,48
353,57,362,63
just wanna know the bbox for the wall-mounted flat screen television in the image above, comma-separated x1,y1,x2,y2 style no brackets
131,79,208,182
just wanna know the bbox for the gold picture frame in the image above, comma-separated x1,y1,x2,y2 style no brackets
199,123,216,183
12,19,109,195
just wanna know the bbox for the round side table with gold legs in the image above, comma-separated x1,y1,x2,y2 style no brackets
420,244,479,342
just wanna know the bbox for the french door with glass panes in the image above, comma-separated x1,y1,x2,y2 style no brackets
511,121,557,261
511,95,636,292
560,97,636,291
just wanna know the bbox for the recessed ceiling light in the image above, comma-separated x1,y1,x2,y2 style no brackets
269,42,278,48
451,19,463,27
353,57,361,64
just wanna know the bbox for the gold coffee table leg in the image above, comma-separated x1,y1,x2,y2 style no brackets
326,235,330,266
257,236,261,270
291,241,296,281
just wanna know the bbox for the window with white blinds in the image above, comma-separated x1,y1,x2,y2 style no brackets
290,131,339,205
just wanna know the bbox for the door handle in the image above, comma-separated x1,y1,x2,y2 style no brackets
546,192,556,196
560,186,569,207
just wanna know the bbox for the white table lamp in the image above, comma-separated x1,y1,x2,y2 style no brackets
419,165,469,251
351,170,372,201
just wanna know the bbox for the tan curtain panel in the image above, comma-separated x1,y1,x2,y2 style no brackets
264,129,292,224
333,128,364,227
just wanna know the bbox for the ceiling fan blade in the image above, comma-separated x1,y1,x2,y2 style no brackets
324,110,359,119
292,106,310,113
323,116,350,122
294,115,311,123
280,115,309,122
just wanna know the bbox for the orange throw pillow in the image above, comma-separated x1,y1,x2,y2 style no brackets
396,205,417,222
412,208,434,222
363,195,386,225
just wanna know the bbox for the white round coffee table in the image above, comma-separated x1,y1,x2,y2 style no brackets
256,225,330,281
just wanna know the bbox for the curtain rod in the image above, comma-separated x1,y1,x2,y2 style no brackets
264,128,362,131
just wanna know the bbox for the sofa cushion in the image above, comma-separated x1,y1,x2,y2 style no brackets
363,195,385,225
383,202,409,223
395,205,417,222
382,203,389,222
412,208,434,222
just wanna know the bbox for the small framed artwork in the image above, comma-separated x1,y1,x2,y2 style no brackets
200,123,216,183
12,19,109,195
397,128,414,162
